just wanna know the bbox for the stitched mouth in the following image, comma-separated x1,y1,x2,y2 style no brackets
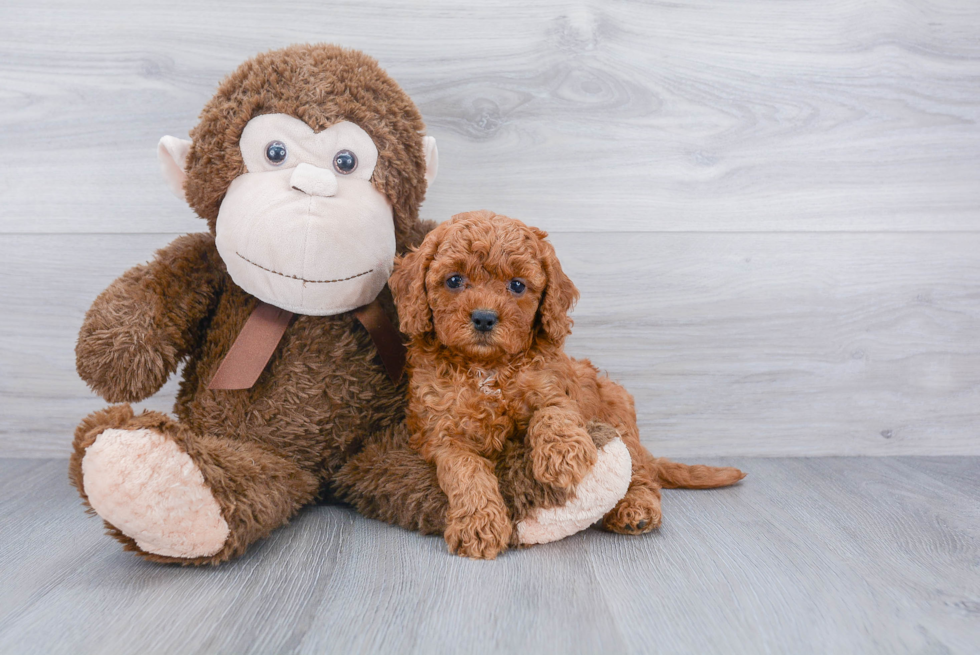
236,252,373,284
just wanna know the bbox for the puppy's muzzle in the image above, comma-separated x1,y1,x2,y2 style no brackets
471,309,498,333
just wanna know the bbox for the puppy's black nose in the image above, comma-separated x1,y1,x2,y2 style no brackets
471,309,498,333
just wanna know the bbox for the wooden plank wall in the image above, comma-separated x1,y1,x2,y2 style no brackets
1,0,978,457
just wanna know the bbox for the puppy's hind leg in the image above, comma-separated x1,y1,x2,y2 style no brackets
602,446,664,535
592,377,664,535
593,378,746,534
603,454,747,533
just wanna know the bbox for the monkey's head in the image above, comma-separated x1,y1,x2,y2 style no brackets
158,44,438,316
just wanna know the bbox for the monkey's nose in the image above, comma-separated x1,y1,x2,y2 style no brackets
471,309,498,333
290,163,338,197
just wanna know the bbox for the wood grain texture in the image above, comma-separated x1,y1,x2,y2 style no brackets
1,0,979,233
1,457,977,654
3,231,978,458
1,0,979,456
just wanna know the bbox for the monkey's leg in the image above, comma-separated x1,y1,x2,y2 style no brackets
333,422,632,548
330,423,448,536
70,405,320,565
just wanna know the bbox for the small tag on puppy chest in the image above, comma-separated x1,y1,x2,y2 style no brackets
472,368,502,396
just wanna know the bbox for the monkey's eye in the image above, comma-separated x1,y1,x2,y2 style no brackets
445,274,464,290
333,149,358,175
508,279,526,295
265,141,287,166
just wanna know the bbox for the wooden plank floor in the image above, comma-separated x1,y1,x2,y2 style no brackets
1,457,977,654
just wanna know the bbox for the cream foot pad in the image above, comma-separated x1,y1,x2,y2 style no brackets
81,428,229,558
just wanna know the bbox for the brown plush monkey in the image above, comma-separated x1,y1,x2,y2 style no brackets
69,44,632,564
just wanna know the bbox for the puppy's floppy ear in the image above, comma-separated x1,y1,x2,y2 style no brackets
532,227,580,345
390,222,446,336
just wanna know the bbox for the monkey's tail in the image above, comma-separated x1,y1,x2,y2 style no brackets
654,458,746,489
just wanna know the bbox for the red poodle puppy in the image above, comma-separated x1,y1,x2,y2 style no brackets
390,210,745,559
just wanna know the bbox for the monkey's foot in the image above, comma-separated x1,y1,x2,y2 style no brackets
81,428,229,558
516,437,632,545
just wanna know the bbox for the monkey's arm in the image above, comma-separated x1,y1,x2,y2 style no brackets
76,232,225,403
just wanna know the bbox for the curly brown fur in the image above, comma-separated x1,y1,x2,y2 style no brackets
390,210,747,558
330,423,448,536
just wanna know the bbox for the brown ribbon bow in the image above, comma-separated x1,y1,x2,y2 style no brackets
208,298,406,390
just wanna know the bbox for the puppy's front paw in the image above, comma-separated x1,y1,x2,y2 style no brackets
531,425,598,490
444,503,513,560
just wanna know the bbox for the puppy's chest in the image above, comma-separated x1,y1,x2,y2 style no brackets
411,365,539,455
458,367,534,425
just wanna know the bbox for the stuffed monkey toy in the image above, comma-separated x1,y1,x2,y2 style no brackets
69,44,632,563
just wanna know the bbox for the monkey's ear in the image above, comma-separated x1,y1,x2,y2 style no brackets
389,223,445,336
157,136,192,201
422,136,438,188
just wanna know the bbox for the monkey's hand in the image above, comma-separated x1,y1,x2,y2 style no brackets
76,233,223,403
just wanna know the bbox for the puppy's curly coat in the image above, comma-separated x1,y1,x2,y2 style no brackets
390,210,745,559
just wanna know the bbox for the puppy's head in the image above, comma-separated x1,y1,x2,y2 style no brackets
390,210,579,361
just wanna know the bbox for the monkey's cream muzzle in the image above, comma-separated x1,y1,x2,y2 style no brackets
214,114,395,316
158,112,438,317
215,169,395,316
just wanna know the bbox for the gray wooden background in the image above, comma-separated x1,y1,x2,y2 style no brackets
2,0,979,458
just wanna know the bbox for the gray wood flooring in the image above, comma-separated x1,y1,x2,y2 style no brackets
1,457,978,655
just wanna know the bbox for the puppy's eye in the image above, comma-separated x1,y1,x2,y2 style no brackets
333,149,357,175
265,141,287,166
446,274,464,290
508,279,526,295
